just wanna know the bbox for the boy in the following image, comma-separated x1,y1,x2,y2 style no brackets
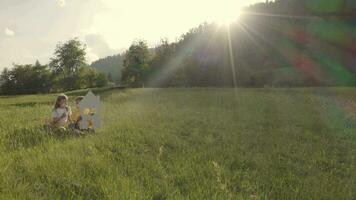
69,96,84,130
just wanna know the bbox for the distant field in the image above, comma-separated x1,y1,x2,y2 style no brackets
0,88,355,199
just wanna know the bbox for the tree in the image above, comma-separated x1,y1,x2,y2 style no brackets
0,62,53,95
147,38,176,86
32,61,54,93
78,66,109,89
49,38,87,91
122,40,149,87
79,66,98,88
95,73,109,87
107,72,113,83
0,68,13,94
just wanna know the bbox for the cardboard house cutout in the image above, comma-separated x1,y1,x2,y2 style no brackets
79,91,101,130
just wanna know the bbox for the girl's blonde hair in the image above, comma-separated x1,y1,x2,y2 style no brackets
54,94,69,111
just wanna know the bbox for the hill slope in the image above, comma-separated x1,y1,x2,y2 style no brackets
91,54,124,83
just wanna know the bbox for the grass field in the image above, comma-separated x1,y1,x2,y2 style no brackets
0,88,355,199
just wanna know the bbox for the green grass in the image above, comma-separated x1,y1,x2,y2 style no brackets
0,88,355,199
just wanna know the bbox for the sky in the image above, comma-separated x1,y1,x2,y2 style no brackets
0,0,262,69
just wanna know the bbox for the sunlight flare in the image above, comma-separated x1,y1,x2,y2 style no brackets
214,9,242,26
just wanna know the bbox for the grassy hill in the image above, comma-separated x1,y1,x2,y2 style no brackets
0,88,355,199
91,54,124,84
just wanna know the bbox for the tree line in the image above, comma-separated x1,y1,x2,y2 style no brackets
0,39,109,95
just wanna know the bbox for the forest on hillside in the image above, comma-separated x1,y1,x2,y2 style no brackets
117,0,356,87
91,54,124,85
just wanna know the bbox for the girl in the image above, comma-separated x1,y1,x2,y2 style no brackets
50,94,72,129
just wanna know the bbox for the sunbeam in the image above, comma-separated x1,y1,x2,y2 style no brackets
146,35,202,87
226,24,238,90
242,11,318,20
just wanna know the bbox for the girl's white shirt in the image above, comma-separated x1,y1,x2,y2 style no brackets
52,107,72,127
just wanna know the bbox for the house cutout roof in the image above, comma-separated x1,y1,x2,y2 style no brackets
79,90,101,111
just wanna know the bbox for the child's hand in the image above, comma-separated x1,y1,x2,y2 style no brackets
76,116,82,123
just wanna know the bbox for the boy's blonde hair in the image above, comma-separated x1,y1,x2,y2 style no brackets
75,96,84,103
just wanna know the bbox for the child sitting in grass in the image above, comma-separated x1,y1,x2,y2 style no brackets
44,94,72,130
68,96,95,132
68,96,84,130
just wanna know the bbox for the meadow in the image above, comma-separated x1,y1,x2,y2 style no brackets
0,88,355,199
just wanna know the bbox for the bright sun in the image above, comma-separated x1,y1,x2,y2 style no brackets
214,9,242,26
